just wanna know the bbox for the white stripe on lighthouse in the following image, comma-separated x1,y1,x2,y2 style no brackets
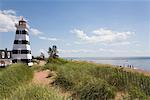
13,44,31,50
12,54,32,59
15,34,29,41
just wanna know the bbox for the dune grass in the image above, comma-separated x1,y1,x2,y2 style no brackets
0,63,33,99
1,58,150,99
0,63,63,100
44,58,150,99
9,84,63,100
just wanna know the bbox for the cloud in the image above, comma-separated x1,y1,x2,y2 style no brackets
74,41,82,45
39,48,47,54
0,9,19,32
38,36,58,41
65,43,71,46
0,9,44,36
59,48,116,53
71,28,134,44
30,28,43,36
59,49,95,53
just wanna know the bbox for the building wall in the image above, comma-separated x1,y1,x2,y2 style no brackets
0,49,12,59
0,49,12,67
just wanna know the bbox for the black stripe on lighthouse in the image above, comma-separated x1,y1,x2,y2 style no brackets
16,30,29,35
14,40,30,45
12,59,32,63
12,50,31,54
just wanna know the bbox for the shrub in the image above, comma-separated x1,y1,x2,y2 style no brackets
47,58,68,65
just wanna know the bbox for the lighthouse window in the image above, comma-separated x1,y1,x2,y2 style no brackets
14,40,18,44
16,30,19,34
21,50,31,54
18,50,21,54
12,50,18,54
19,30,22,34
18,40,22,44
12,50,31,54
22,40,30,45
16,30,28,35
14,40,30,44
22,30,28,34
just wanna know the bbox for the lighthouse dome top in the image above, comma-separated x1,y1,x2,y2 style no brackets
19,18,26,22
15,17,28,29
19,18,26,26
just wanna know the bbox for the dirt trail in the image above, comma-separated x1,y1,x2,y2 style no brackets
32,70,51,85
38,60,46,66
32,69,72,99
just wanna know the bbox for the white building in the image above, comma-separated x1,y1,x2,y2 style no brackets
0,48,12,67
12,18,33,66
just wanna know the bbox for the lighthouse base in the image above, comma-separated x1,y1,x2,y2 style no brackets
12,59,33,66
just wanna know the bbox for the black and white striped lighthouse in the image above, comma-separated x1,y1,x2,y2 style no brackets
12,18,33,66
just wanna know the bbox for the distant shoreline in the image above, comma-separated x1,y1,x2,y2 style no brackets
70,59,150,77
64,56,150,60
64,57,150,71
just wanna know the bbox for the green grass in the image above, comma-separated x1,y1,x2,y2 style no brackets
44,58,150,99
0,63,33,99
9,84,63,100
1,58,150,100
0,63,63,100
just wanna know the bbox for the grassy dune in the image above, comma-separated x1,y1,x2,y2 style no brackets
0,63,33,99
44,58,150,100
0,63,63,100
10,84,62,100
0,58,150,100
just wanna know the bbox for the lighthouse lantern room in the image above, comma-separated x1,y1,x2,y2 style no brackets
12,18,33,66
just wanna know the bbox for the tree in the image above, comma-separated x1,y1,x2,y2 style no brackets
48,45,59,58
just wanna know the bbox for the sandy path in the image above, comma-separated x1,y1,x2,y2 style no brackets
32,70,52,85
32,70,72,99
39,60,46,66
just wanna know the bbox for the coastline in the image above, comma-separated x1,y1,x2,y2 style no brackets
71,59,150,77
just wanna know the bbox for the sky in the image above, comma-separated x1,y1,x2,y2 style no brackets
0,0,150,57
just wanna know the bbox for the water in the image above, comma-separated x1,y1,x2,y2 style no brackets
65,57,150,71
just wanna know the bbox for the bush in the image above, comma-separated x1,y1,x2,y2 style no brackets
0,63,33,99
47,58,68,65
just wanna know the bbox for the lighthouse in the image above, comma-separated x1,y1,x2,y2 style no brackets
12,18,33,66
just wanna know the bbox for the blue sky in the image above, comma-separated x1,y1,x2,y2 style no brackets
0,0,149,57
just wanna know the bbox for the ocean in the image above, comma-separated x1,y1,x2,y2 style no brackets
65,57,150,71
